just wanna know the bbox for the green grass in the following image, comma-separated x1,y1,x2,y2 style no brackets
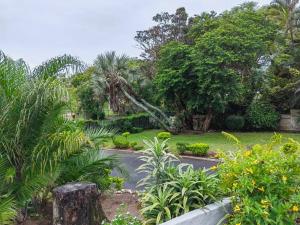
104,129,300,153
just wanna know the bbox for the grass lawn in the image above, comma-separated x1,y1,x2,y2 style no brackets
104,129,300,153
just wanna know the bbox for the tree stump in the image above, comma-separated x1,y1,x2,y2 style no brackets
53,182,106,225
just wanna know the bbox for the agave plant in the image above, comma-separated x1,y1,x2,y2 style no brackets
136,137,178,188
0,51,123,224
138,138,222,225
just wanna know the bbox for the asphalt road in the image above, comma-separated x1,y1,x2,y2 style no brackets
103,150,219,190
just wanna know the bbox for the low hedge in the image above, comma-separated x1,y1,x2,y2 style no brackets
157,132,171,140
187,143,209,156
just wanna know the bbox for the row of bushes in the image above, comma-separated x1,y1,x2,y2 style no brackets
85,113,157,133
222,99,280,131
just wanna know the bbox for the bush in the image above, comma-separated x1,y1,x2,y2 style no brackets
187,143,209,156
246,99,280,130
225,115,245,131
131,127,144,133
157,132,171,140
218,133,300,224
176,142,188,154
121,132,130,139
138,138,221,224
132,145,144,151
112,136,130,149
102,205,142,225
280,140,299,154
106,113,153,132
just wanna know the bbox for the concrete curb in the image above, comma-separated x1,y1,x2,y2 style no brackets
103,149,221,163
161,198,231,225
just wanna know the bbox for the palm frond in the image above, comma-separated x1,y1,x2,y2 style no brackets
0,196,16,225
32,55,85,78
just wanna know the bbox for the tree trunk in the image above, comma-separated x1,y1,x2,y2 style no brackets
53,183,106,225
202,108,213,132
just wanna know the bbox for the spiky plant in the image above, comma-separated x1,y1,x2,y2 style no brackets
0,51,122,223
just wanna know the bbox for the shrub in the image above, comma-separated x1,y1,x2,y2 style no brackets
218,132,300,225
157,131,171,140
138,138,221,224
121,132,130,139
280,140,299,154
113,136,130,149
102,205,142,225
246,99,280,130
131,127,144,133
187,143,209,156
225,115,245,131
176,142,188,154
132,145,144,151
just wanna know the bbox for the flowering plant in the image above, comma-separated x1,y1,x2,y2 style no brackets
218,132,300,225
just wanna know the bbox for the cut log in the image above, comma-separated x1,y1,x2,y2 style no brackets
53,182,106,225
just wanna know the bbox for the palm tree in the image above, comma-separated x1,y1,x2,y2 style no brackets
269,0,300,43
0,51,122,224
93,51,172,131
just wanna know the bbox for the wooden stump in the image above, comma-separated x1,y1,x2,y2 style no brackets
53,182,106,225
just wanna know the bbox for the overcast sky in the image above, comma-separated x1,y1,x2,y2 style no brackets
1,0,271,67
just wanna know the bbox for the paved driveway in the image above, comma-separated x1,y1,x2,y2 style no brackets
103,150,219,190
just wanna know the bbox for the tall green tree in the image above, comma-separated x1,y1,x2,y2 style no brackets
268,0,300,43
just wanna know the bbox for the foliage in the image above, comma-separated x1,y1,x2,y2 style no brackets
176,142,188,154
157,132,171,140
0,51,122,223
155,41,195,129
218,133,300,224
186,143,209,156
137,138,178,187
280,139,299,154
102,205,142,225
225,115,245,131
122,132,130,139
112,136,130,149
138,139,221,224
135,7,189,78
246,99,280,130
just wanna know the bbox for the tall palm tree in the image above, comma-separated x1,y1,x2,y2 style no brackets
0,51,122,224
269,0,300,43
93,51,172,131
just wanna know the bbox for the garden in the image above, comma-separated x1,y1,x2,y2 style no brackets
0,0,300,225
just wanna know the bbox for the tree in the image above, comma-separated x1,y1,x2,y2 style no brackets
93,51,172,131
192,3,277,130
0,51,121,223
155,41,196,129
135,7,189,78
268,0,300,43
154,3,277,131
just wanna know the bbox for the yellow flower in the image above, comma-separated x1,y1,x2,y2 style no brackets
252,180,256,186
292,205,299,212
258,186,265,192
244,150,252,157
210,166,217,171
234,205,241,212
261,200,270,206
263,211,269,217
282,176,287,182
246,168,254,174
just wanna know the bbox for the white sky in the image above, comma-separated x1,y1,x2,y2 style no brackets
0,0,271,67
